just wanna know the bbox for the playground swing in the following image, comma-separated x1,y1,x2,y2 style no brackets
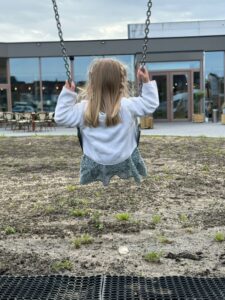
51,0,153,150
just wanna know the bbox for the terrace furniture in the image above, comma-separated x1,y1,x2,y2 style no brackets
34,112,48,131
5,112,16,130
46,112,56,129
23,112,32,131
0,112,5,127
14,113,30,131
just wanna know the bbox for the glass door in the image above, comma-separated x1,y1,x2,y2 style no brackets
0,87,8,112
171,72,190,120
151,73,169,120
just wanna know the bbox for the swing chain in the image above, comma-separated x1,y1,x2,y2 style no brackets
139,0,152,95
140,0,153,67
51,0,72,82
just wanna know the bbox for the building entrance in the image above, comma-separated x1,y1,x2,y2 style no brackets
151,71,193,121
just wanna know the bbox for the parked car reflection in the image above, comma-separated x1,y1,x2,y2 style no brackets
12,105,35,113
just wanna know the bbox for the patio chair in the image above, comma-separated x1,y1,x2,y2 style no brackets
5,112,16,130
14,113,30,131
46,112,56,129
23,112,32,131
34,112,48,131
0,112,5,127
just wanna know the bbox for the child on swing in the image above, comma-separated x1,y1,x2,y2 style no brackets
55,58,159,186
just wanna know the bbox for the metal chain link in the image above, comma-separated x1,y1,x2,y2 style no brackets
51,0,72,82
139,0,152,95
140,0,152,67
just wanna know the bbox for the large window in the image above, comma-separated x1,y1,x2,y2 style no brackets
74,55,135,93
147,61,200,71
205,52,224,117
10,58,40,112
0,58,7,83
41,57,66,112
74,56,99,89
0,89,7,112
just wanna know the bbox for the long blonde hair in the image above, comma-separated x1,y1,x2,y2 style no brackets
81,58,129,127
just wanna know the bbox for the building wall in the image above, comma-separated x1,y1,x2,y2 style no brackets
128,20,225,38
0,36,224,120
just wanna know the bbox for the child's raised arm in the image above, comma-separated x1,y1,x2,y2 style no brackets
122,67,159,117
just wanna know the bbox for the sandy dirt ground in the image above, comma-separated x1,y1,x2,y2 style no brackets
0,136,225,277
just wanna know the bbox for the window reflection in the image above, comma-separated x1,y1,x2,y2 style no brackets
0,89,7,112
10,58,40,112
0,59,7,83
193,72,204,114
74,56,100,90
74,55,135,94
147,61,200,71
205,52,224,116
152,75,167,119
41,57,66,112
173,74,188,119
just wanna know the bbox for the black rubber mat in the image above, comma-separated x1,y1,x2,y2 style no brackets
0,275,225,299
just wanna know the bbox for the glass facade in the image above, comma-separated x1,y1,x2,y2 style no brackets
205,52,224,117
193,71,203,114
74,56,99,89
173,74,189,119
0,58,7,83
151,75,167,119
0,89,7,112
1,51,223,121
74,55,135,92
10,58,40,112
41,57,66,112
147,61,200,71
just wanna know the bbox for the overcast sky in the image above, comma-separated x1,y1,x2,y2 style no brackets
0,0,224,42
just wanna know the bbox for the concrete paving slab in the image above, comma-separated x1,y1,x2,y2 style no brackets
0,122,224,138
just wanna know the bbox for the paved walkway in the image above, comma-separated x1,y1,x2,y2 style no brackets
0,122,224,138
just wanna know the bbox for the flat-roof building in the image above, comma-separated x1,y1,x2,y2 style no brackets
0,20,224,121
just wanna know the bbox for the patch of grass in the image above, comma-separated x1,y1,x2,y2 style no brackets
151,175,162,182
44,205,57,214
56,198,67,208
69,209,90,218
144,251,162,263
4,226,16,235
95,191,102,197
51,259,73,272
185,227,195,234
179,213,188,223
214,232,225,242
91,211,104,230
66,185,78,192
158,235,173,244
152,215,161,225
115,212,131,221
201,164,210,172
68,198,90,208
71,234,94,249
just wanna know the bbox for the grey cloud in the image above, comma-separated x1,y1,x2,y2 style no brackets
0,0,224,42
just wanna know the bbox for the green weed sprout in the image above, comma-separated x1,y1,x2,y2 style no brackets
66,185,77,192
144,251,162,263
5,226,16,235
51,259,73,272
72,234,94,249
70,209,89,217
214,232,225,242
115,212,131,221
152,215,161,225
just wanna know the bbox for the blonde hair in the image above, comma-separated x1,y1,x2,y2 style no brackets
81,58,129,127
